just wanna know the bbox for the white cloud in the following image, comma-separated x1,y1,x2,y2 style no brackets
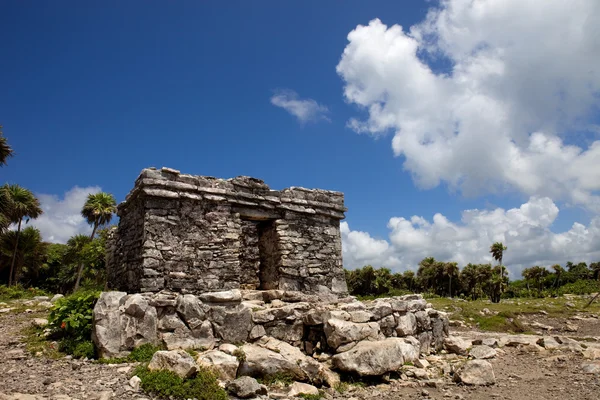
342,197,600,278
337,1,600,210
271,89,330,123
30,186,102,243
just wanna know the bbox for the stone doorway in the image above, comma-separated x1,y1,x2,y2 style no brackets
257,219,280,290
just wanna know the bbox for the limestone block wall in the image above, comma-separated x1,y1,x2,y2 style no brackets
108,167,347,295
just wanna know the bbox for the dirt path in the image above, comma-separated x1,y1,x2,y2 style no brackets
0,307,148,400
1,303,599,400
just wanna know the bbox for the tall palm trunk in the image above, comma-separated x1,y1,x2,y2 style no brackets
8,218,22,287
449,275,452,298
74,223,98,291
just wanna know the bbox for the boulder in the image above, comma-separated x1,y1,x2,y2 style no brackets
444,336,471,355
237,343,307,381
583,347,600,360
469,345,496,359
331,338,416,376
288,382,319,397
369,301,393,320
259,337,323,383
197,350,239,381
324,319,379,349
31,318,48,328
226,376,268,399
210,305,253,343
175,294,206,331
395,313,417,336
92,291,129,358
454,360,496,385
148,350,197,378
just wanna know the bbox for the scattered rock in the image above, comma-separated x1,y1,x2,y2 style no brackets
226,376,268,399
454,360,496,385
50,294,64,303
324,318,379,349
31,318,48,328
581,361,600,374
288,382,319,397
469,345,496,359
197,349,239,381
129,376,141,391
147,350,197,378
444,336,471,355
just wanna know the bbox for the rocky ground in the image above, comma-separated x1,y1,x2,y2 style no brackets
1,297,599,400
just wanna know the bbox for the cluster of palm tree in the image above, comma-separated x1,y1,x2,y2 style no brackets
0,127,117,292
517,261,600,297
346,243,509,302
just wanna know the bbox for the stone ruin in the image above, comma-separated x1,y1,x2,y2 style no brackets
106,167,348,296
93,167,449,386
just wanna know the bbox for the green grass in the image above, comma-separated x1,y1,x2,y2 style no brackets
0,285,50,302
257,372,295,386
97,343,163,364
21,325,64,359
298,392,324,400
427,296,600,333
133,365,228,400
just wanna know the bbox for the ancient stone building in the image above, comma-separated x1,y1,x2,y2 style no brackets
107,167,348,295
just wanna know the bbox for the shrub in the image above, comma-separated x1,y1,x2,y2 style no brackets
258,372,294,386
128,343,163,362
48,290,100,358
133,365,227,400
72,340,95,359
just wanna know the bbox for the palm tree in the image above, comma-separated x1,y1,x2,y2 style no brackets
0,126,14,166
2,184,43,286
490,242,507,273
444,262,459,297
74,192,116,290
0,227,47,285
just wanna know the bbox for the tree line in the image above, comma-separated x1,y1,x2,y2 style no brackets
0,126,117,293
346,243,600,301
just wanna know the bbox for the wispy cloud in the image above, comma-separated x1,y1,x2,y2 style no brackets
270,89,330,124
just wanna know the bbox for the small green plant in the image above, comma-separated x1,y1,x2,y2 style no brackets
233,348,246,363
72,340,95,359
21,326,63,359
133,365,227,400
186,348,199,358
48,290,100,358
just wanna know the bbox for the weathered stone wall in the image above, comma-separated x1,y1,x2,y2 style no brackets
92,290,449,368
108,167,347,295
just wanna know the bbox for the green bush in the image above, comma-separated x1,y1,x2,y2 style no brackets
557,280,600,295
133,365,228,400
0,285,49,301
128,343,162,362
48,290,100,358
72,340,95,359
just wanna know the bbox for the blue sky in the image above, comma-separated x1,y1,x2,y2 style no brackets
2,1,600,276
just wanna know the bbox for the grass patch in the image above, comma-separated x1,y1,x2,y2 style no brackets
257,372,295,386
21,326,63,359
133,365,227,400
428,295,600,332
298,392,324,400
97,343,163,364
0,285,49,302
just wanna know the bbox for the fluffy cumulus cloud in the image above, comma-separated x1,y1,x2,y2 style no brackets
271,89,330,123
341,197,600,278
30,186,102,243
337,0,600,210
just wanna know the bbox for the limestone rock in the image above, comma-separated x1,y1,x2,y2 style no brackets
92,291,129,358
175,294,206,330
31,318,48,328
444,336,471,355
237,343,307,381
50,294,64,303
331,337,415,376
200,289,242,303
288,382,319,397
469,345,496,359
583,347,600,360
210,305,253,343
259,337,323,383
324,318,379,349
454,360,496,385
129,376,141,391
395,313,417,336
148,350,197,378
582,361,600,374
226,376,268,399
197,350,239,381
